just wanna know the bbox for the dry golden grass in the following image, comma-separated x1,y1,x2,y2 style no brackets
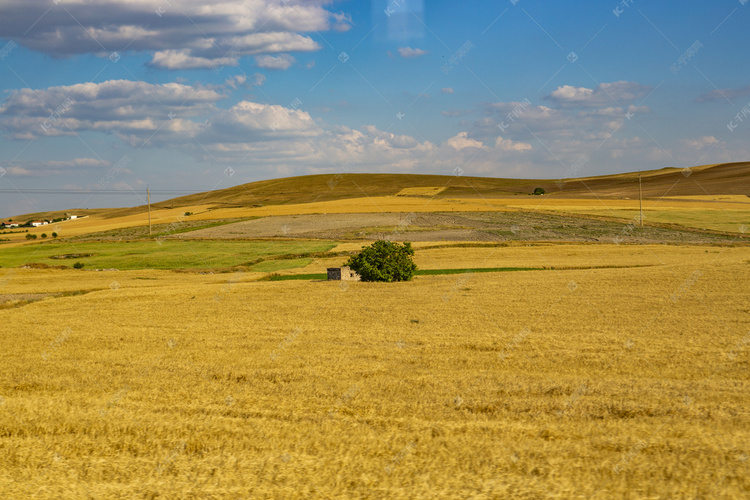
4,190,748,247
1,245,749,498
395,187,448,197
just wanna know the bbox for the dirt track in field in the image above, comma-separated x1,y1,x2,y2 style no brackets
171,212,738,244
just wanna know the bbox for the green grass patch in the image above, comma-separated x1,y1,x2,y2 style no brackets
251,258,313,273
266,267,540,281
0,240,336,270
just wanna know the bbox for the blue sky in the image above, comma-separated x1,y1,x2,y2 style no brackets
0,0,748,217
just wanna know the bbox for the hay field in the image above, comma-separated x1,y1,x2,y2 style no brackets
0,240,335,271
4,191,747,248
1,245,749,498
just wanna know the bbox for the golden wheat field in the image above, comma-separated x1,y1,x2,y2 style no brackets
1,244,749,498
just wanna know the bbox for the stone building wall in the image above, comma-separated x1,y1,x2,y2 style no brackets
327,266,360,281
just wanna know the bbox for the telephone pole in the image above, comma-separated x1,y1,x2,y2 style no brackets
147,187,152,235
638,174,643,227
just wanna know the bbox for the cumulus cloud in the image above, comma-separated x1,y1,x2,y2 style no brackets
681,136,719,149
398,47,427,58
332,11,353,32
441,109,473,117
1,158,109,177
696,85,750,103
255,54,295,70
546,81,651,108
150,50,238,70
0,80,223,140
6,78,739,183
441,87,454,94
0,0,339,70
494,136,532,152
444,132,485,151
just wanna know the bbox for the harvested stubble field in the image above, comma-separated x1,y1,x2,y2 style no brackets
169,211,739,244
1,244,749,498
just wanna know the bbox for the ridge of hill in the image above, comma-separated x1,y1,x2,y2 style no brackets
10,162,750,221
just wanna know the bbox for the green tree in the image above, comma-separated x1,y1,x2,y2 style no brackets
73,262,84,269
345,240,417,282
25,233,37,240
41,233,47,239
52,232,58,238
533,187,545,195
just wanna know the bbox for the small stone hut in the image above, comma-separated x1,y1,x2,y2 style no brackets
327,266,360,281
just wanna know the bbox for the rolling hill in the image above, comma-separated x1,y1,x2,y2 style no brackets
96,162,749,218
7,162,750,224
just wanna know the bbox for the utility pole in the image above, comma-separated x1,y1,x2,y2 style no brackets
147,187,152,235
638,173,643,227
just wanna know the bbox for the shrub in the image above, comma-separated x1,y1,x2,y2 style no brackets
41,233,47,239
73,262,84,269
533,187,545,195
25,233,37,240
184,212,192,216
345,240,417,282
52,232,58,238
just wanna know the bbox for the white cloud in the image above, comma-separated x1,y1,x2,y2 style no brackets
696,85,750,103
252,73,267,86
681,136,720,149
224,75,247,89
255,54,295,70
0,80,223,140
150,50,239,70
398,47,427,58
444,132,485,151
494,136,532,152
546,81,651,108
441,109,472,117
1,158,109,177
0,1,338,70
332,12,353,32
4,79,743,184
441,87,454,94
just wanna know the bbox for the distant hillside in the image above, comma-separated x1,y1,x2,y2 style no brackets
20,162,750,221
147,162,750,210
